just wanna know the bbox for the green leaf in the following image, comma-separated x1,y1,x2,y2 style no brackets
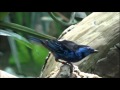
32,44,49,65
0,21,56,40
14,12,23,25
9,41,31,64
0,30,32,49
23,12,31,27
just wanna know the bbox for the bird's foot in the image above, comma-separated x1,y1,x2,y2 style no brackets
63,62,74,74
56,60,74,76
61,62,67,65
58,61,74,74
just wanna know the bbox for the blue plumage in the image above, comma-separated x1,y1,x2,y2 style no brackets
29,37,98,64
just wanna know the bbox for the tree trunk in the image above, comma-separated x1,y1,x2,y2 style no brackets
40,12,120,78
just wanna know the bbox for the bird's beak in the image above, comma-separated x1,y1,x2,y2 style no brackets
94,50,98,53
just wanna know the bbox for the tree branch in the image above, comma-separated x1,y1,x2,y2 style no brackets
0,70,18,78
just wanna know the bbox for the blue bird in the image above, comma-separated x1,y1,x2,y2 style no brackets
29,37,98,66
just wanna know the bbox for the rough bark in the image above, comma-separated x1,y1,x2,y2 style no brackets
40,12,120,78
94,42,120,78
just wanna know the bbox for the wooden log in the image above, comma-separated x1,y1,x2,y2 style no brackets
40,12,120,78
45,64,101,78
0,70,18,78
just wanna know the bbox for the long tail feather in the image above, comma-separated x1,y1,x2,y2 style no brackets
28,36,58,52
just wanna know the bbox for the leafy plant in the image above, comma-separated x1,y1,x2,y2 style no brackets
0,12,9,20
0,12,56,75
0,30,32,49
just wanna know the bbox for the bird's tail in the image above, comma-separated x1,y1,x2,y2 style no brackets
28,36,48,46
28,36,56,52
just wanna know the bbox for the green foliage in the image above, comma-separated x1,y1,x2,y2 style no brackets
12,12,23,25
10,12,31,27
0,21,56,40
0,30,32,65
32,43,49,65
23,12,31,27
0,30,33,49
0,12,9,20
0,13,53,75
7,12,32,69
9,40,31,64
54,22,63,37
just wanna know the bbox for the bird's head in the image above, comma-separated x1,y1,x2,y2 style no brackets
78,46,98,57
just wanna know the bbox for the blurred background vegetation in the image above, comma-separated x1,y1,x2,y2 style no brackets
0,12,92,77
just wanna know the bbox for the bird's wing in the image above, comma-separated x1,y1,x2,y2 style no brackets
43,40,67,53
29,37,68,53
28,36,70,52
59,40,88,51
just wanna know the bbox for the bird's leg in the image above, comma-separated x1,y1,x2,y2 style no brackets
67,62,74,74
55,59,73,77
55,58,67,65
55,59,74,73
